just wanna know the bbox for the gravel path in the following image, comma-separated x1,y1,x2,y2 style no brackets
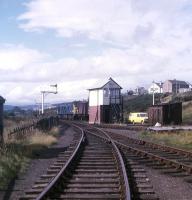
145,166,192,200
104,128,192,200
1,124,75,200
103,128,141,138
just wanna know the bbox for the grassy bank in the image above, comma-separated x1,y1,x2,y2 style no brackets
0,127,59,189
182,101,192,124
139,131,192,150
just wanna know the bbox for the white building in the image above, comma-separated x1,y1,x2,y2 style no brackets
148,82,163,94
88,78,122,124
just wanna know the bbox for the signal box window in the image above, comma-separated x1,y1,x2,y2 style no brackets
104,88,108,97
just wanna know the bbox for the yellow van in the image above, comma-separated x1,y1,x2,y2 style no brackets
128,112,148,124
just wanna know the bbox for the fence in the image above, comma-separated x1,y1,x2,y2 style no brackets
8,116,59,140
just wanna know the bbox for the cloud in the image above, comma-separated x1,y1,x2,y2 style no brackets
2,0,192,103
1,43,192,104
18,0,192,44
0,44,46,70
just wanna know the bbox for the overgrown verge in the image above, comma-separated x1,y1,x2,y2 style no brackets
139,131,192,150
0,127,59,189
182,101,192,124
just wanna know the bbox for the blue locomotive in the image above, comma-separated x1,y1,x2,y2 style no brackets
57,101,88,120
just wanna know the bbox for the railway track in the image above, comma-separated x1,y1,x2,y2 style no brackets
95,123,148,131
105,130,192,175
84,125,192,181
20,124,131,200
84,128,158,200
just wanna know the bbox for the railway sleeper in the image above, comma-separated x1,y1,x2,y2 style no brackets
121,151,158,200
65,183,119,188
72,173,119,178
50,193,120,199
20,131,128,200
60,188,120,193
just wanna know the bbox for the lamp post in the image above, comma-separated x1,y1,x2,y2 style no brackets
41,84,58,115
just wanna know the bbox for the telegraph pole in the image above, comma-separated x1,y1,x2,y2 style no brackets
41,84,58,115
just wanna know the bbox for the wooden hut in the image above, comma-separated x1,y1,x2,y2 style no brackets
148,102,182,125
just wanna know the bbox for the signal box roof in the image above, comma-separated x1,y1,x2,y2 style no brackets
88,77,122,91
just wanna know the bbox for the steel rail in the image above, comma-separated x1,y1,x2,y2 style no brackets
71,121,192,158
89,127,192,173
85,128,131,200
114,140,192,174
94,123,148,131
96,128,192,174
106,131,192,157
110,140,131,200
35,124,85,200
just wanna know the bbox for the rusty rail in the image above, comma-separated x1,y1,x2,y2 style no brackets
111,139,131,200
87,126,192,174
108,133,192,157
115,140,192,174
85,128,131,200
35,124,85,200
94,123,148,131
102,130,192,174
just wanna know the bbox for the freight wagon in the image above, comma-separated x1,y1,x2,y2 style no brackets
57,101,88,121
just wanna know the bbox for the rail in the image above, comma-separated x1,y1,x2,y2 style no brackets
86,125,192,177
109,133,192,157
115,140,192,174
111,138,131,200
35,124,85,200
94,123,148,131
85,127,131,200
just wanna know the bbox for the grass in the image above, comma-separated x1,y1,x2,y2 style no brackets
0,127,59,189
47,127,60,137
3,117,35,141
182,101,192,124
0,144,29,189
29,130,57,146
139,131,192,150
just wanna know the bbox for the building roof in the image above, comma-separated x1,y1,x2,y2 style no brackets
0,96,5,103
88,77,122,91
168,80,189,85
154,82,163,88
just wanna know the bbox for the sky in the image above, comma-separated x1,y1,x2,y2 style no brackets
0,0,192,105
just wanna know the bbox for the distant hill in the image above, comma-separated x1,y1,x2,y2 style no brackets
4,104,36,111
19,105,37,111
4,105,15,111
123,94,159,114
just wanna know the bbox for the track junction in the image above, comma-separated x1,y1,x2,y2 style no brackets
20,121,192,200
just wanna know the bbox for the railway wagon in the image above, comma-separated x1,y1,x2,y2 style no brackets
148,102,182,125
57,101,88,120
